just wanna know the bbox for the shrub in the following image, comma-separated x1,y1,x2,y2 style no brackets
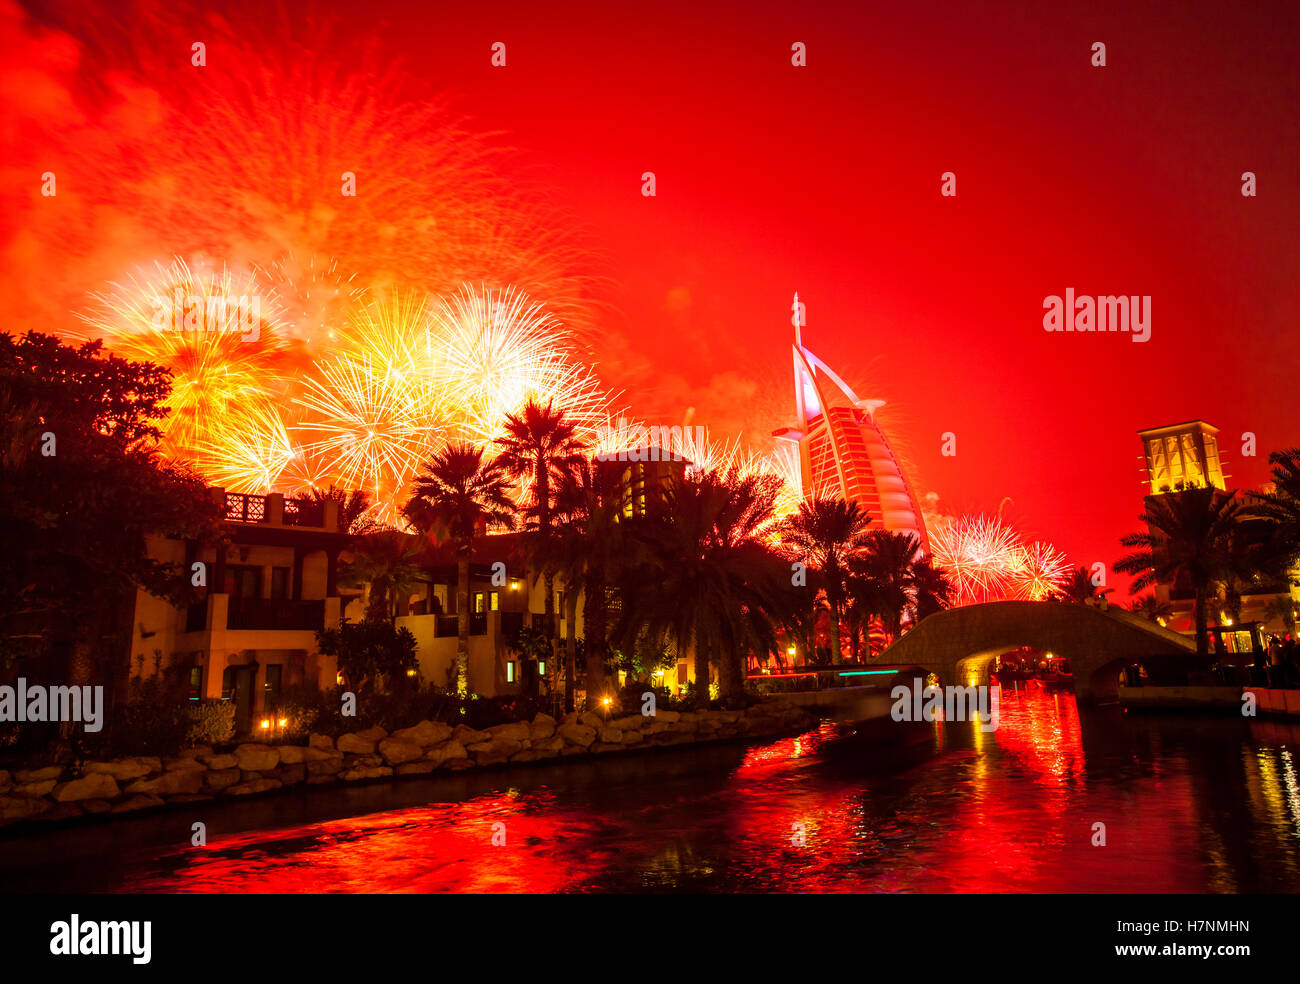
184,699,235,747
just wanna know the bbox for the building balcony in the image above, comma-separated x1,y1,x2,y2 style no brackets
216,490,337,532
227,597,327,631
180,593,340,636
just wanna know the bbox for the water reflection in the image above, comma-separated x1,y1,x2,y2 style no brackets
4,690,1299,893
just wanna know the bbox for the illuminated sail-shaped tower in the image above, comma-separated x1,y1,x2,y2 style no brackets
773,294,929,550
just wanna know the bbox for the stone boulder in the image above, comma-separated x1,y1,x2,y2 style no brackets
276,746,307,765
225,778,282,796
14,765,62,783
308,733,335,750
273,764,306,786
452,724,491,746
429,741,468,766
531,736,564,757
530,713,557,740
0,796,51,821
203,768,242,791
598,727,625,744
83,758,157,781
396,761,437,775
234,743,280,771
340,765,392,781
125,769,204,796
488,721,531,742
111,794,165,814
391,720,453,747
579,711,603,729
307,756,344,777
610,715,644,731
13,779,58,797
355,725,388,742
51,774,120,802
336,732,377,755
468,737,523,760
558,722,597,748
377,738,424,765
164,756,207,772
204,753,238,771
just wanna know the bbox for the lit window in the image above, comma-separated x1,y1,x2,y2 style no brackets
506,661,516,683
538,660,546,676
474,593,485,614
490,591,499,611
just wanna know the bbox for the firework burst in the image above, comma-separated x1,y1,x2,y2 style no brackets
928,514,1071,606
73,258,292,461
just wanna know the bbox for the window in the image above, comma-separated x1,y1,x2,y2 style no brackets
490,591,499,611
474,592,485,614
270,567,290,599
538,659,546,676
506,661,516,683
188,666,203,701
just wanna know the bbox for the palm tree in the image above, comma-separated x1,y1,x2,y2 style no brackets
495,399,588,694
1114,486,1248,659
851,531,923,642
910,555,953,625
617,469,783,702
340,528,425,623
303,485,374,534
404,443,516,695
543,458,631,710
778,498,872,664
1130,594,1175,623
1057,566,1100,604
1262,447,1300,580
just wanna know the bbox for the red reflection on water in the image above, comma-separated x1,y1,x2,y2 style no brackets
117,690,1300,893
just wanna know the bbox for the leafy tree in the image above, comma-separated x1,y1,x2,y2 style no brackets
404,442,515,695
316,618,419,694
0,332,222,737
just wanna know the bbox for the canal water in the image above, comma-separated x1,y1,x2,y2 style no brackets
2,689,1298,893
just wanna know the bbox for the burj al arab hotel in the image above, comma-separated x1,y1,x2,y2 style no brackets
773,294,929,550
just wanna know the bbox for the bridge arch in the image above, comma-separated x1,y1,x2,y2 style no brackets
877,600,1196,702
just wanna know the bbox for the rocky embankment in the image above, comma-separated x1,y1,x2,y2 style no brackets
0,701,813,829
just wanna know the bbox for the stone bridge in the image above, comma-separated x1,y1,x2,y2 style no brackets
877,600,1196,702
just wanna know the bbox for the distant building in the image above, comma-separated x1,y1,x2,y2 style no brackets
126,462,699,735
129,489,351,733
1137,420,1226,495
773,300,928,549
1135,420,1295,635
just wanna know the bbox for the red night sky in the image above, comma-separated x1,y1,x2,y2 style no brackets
3,0,1297,592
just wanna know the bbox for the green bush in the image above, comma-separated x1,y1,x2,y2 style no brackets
184,700,235,746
